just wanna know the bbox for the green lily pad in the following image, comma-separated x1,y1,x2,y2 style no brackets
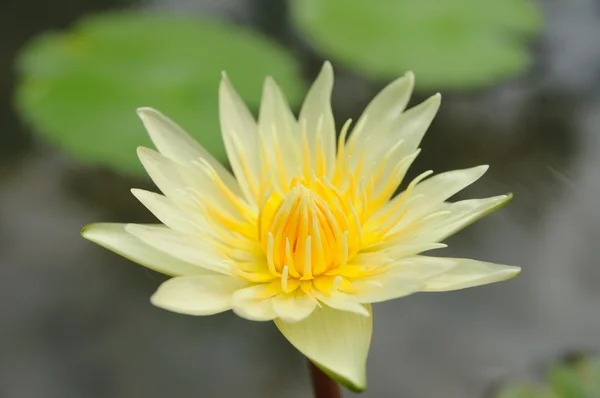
291,0,542,89
16,12,303,175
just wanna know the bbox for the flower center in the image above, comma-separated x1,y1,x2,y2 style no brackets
259,178,361,280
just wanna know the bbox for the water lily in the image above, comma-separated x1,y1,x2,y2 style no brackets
82,62,520,391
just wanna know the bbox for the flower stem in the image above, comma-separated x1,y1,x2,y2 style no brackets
309,360,341,398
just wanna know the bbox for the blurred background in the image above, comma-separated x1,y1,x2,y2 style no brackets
1,0,600,397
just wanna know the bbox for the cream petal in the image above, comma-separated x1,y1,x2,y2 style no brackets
428,194,512,242
81,223,204,276
231,284,278,321
391,93,441,154
275,305,373,392
420,257,521,292
314,292,371,316
136,107,240,195
351,273,422,304
351,256,460,303
414,165,489,202
347,71,415,151
125,224,232,275
137,147,241,219
137,146,190,198
272,293,318,322
390,255,458,279
137,146,219,204
353,256,456,303
131,189,198,233
356,93,440,184
150,274,247,316
373,195,511,252
387,165,490,231
357,241,446,260
219,74,261,205
258,77,302,188
394,194,512,246
299,62,336,176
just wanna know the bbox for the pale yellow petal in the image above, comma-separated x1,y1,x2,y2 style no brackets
395,195,512,245
390,255,457,279
428,194,512,242
136,107,240,195
351,274,421,304
391,93,441,154
357,240,446,259
130,189,198,233
314,292,370,316
258,77,302,189
275,305,372,392
81,223,204,276
299,62,336,176
137,146,191,198
125,224,232,275
231,284,278,321
384,165,489,232
272,293,318,322
347,71,414,152
350,256,459,304
414,165,489,202
354,93,440,183
421,257,521,292
151,274,247,315
137,147,242,219
219,74,261,204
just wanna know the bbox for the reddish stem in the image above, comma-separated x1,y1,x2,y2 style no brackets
309,360,342,398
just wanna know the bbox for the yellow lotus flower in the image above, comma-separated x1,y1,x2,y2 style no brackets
82,62,520,391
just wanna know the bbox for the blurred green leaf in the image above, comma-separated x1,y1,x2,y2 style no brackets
496,385,556,398
495,355,600,398
291,0,542,90
549,357,600,398
16,12,303,175
549,363,590,398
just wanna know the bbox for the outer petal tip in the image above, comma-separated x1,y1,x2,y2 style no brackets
80,223,94,239
315,362,367,392
313,61,334,87
220,71,233,88
493,193,514,211
470,164,490,180
136,146,149,156
491,265,521,285
413,93,441,117
80,223,115,242
136,146,162,165
403,71,415,88
136,106,155,118
275,306,372,392
422,258,522,292
395,70,415,95
263,75,277,90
